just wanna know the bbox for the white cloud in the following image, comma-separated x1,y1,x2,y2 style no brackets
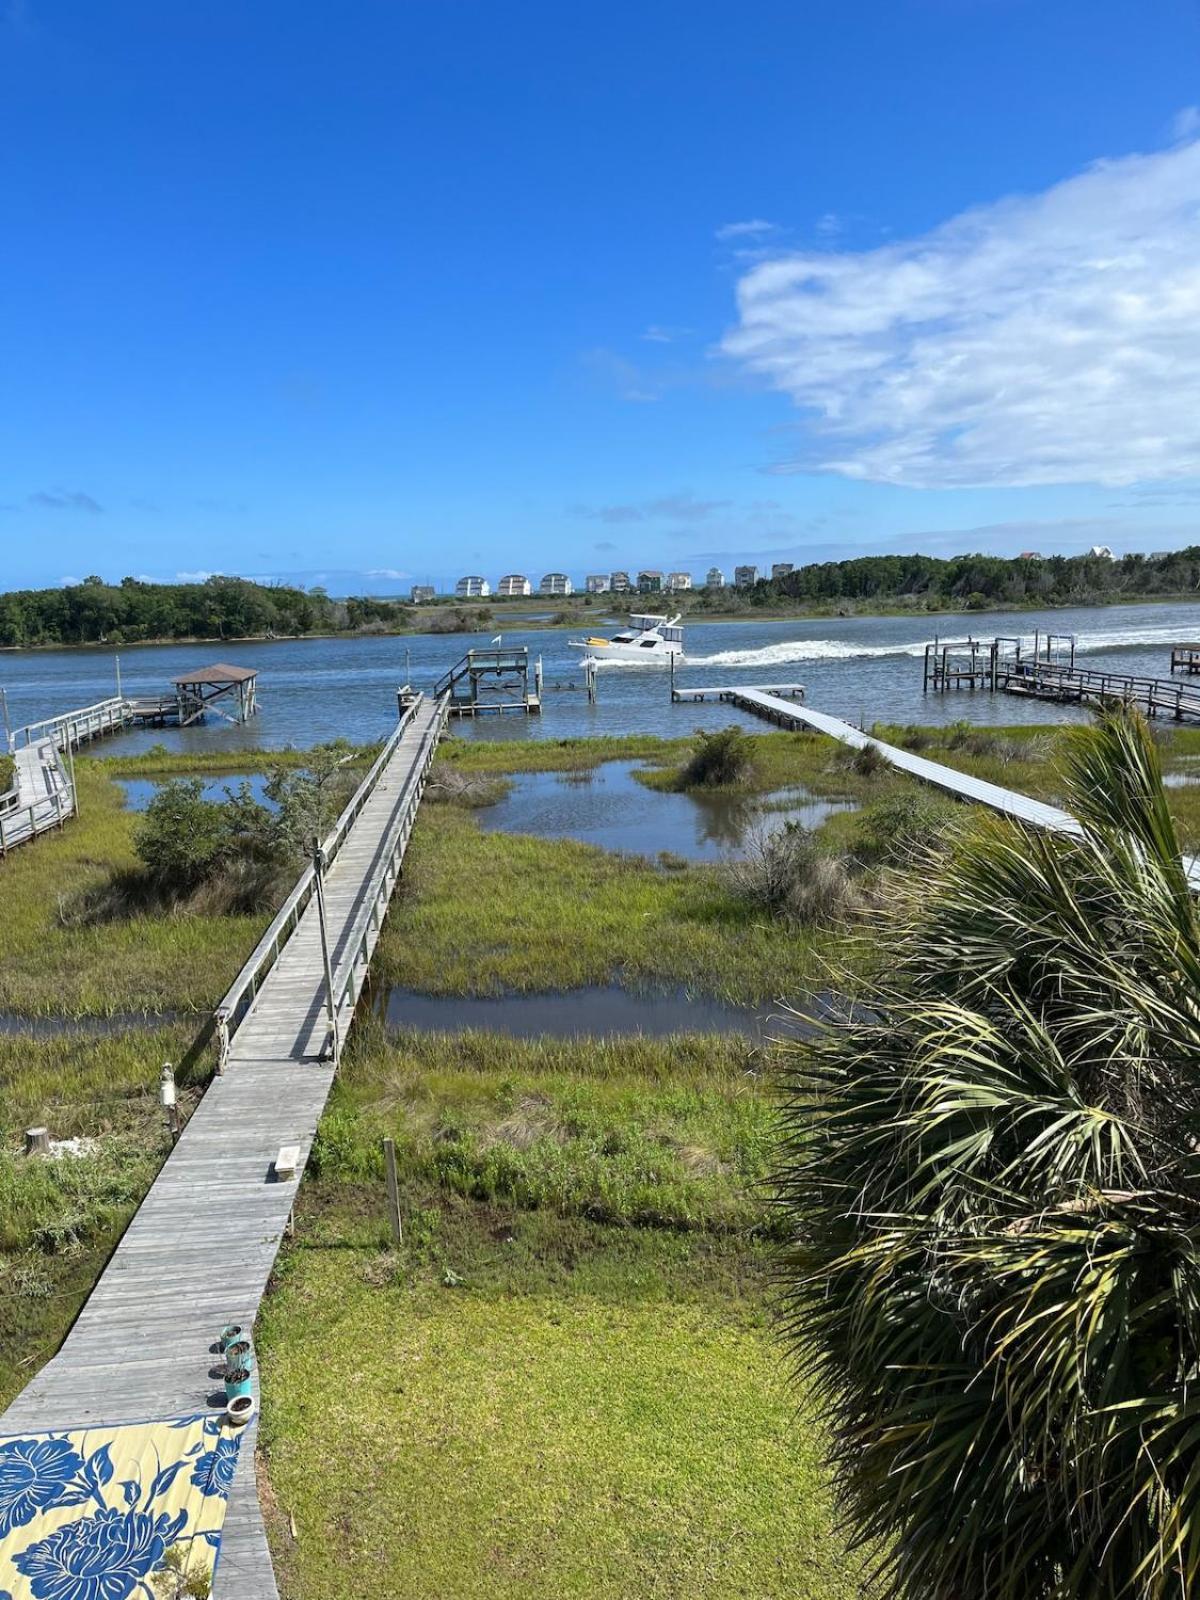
641,324,692,343
1172,106,1200,141
715,218,778,241
364,568,410,580
176,569,213,582
723,132,1200,489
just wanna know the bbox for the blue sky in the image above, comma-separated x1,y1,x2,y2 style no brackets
4,0,1200,593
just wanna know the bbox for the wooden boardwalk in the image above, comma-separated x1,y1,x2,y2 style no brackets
675,685,1200,889
0,739,75,853
0,693,448,1598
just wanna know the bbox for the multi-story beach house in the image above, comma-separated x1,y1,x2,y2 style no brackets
705,567,725,588
410,585,437,604
496,574,532,597
455,575,490,598
585,574,609,593
667,572,692,592
637,570,664,594
771,562,794,580
734,564,758,588
609,571,631,593
540,572,573,596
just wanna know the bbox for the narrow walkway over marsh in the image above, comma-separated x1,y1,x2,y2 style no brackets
675,684,1200,890
0,693,447,1599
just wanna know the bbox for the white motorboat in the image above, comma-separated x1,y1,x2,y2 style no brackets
571,612,685,664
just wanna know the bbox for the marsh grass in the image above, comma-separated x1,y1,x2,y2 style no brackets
0,763,267,1014
0,1024,202,1409
309,1024,779,1235
0,753,14,795
373,800,836,1003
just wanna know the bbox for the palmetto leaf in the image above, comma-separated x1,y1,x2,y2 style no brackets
773,709,1200,1599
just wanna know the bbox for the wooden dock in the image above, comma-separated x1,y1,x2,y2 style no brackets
435,646,543,715
0,692,449,1598
676,684,1200,889
1170,643,1200,675
0,739,74,853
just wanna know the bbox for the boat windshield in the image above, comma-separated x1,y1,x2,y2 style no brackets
630,614,666,632
663,626,683,643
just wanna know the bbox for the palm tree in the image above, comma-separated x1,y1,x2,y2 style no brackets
774,710,1200,1599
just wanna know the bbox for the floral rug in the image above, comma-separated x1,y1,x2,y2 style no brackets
0,1412,243,1599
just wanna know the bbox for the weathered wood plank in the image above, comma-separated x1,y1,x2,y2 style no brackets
0,695,448,1598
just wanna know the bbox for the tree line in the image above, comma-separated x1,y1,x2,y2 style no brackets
0,575,411,648
732,546,1200,610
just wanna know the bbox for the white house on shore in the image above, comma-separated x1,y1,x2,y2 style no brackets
410,585,437,604
496,574,532,597
585,574,609,593
609,571,631,593
705,566,725,588
734,564,758,588
540,572,573,596
456,575,490,598
667,571,692,592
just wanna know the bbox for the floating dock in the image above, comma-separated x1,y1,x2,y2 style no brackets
1171,644,1200,675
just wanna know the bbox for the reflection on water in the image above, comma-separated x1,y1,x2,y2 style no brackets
0,1011,183,1036
477,760,856,860
371,983,801,1040
117,774,276,811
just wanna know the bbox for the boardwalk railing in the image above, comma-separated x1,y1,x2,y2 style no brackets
9,696,131,753
1004,660,1200,721
204,693,439,1072
0,741,74,856
329,695,448,1024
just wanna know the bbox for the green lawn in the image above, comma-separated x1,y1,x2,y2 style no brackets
258,1220,863,1600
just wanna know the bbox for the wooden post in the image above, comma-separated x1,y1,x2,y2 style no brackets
25,1127,50,1157
383,1137,403,1246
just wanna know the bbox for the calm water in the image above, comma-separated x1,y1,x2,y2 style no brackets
478,760,856,860
374,983,782,1039
5,599,1200,754
116,774,276,811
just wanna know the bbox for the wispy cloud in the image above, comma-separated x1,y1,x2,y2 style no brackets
574,492,732,524
716,218,778,241
176,569,213,582
1172,106,1200,141
28,489,103,514
364,567,410,581
641,324,691,344
724,127,1200,489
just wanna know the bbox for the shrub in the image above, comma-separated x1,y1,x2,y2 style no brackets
726,824,856,926
679,726,754,788
854,789,958,865
134,780,228,890
834,740,890,779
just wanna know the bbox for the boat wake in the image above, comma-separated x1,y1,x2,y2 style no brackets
688,640,928,668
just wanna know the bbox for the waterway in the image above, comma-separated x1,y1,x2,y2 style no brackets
373,983,787,1040
5,599,1200,754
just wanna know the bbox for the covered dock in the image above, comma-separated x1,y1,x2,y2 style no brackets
171,661,260,725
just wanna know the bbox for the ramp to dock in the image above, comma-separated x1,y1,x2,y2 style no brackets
0,739,75,853
675,683,1200,889
0,693,448,1598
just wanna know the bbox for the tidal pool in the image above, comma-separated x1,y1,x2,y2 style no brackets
371,982,808,1041
477,760,856,861
118,774,277,811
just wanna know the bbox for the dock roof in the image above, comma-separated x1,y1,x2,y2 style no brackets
171,661,258,684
